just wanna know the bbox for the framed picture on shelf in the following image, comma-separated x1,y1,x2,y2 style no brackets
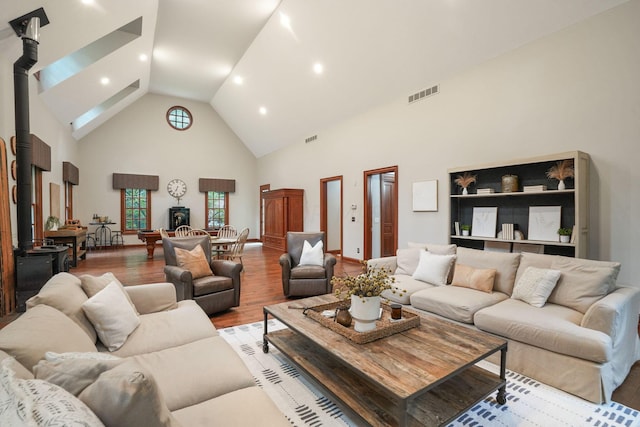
471,207,498,238
528,206,561,242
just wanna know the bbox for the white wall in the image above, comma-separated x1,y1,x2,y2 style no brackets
256,0,640,286
76,93,258,244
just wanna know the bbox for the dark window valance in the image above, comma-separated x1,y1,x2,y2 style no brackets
63,161,79,185
199,178,236,193
31,134,51,171
112,173,159,190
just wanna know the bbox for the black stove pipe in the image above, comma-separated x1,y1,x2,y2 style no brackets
14,17,40,255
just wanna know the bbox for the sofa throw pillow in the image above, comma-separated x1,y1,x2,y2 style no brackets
395,248,421,276
547,257,621,313
0,358,105,427
511,266,562,308
174,245,213,279
299,240,324,266
82,281,141,352
79,272,139,315
78,359,179,427
25,272,98,343
0,304,97,371
451,263,496,293
34,358,124,396
411,250,456,286
44,351,121,362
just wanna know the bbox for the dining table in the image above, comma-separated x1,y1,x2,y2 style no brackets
210,236,237,259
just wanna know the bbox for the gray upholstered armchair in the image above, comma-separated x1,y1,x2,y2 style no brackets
163,235,242,315
280,232,337,297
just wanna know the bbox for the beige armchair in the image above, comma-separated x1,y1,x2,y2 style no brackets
279,232,337,297
163,235,242,315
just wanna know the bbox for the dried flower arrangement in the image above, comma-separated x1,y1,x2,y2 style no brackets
546,160,574,181
332,261,403,301
454,172,477,189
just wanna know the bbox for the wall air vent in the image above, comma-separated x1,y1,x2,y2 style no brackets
408,85,439,104
305,135,318,144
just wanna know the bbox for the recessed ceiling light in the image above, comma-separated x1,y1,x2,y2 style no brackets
139,54,148,62
81,0,94,5
100,77,110,85
259,106,267,115
313,63,324,74
279,12,291,30
233,76,244,85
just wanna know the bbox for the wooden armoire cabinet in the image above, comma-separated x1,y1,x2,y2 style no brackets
262,189,304,251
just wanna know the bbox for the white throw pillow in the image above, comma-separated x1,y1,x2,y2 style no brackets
411,250,456,286
45,351,121,362
82,281,140,351
511,266,562,308
0,358,105,427
299,240,324,266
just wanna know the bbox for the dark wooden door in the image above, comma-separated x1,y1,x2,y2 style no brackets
380,172,396,257
364,166,398,260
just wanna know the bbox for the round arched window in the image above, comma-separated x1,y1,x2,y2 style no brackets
166,106,193,130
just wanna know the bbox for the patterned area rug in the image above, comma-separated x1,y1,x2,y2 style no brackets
220,320,640,427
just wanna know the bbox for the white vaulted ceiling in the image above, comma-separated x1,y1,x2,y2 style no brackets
0,0,628,157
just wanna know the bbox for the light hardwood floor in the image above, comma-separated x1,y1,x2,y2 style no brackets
5,242,640,409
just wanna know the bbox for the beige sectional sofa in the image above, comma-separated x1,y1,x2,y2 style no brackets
0,272,289,426
370,244,640,404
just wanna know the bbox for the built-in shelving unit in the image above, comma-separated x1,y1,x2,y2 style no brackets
449,151,589,258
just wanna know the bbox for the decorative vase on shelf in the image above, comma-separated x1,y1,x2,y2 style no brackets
349,295,381,333
462,187,468,195
557,180,566,190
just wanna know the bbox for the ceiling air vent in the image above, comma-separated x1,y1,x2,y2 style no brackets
305,135,318,144
408,85,439,104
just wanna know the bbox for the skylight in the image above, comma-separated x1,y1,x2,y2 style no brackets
72,80,140,131
38,17,143,92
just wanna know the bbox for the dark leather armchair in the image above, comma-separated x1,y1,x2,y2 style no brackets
280,232,337,297
163,235,242,315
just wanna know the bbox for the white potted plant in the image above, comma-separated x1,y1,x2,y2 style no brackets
546,160,574,191
45,216,60,231
454,172,477,195
332,262,401,333
558,227,572,243
461,224,471,236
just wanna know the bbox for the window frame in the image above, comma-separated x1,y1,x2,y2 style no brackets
166,106,193,131
205,191,229,230
120,188,151,234
64,181,73,221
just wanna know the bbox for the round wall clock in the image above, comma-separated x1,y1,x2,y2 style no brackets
167,178,187,201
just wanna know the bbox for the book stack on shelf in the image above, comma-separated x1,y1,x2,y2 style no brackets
523,185,547,192
501,224,515,240
476,188,495,194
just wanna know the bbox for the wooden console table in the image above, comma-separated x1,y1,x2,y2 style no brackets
44,228,87,267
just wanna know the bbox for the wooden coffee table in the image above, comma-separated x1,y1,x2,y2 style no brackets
263,294,507,427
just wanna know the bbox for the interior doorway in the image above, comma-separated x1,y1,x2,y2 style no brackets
364,166,398,260
259,184,270,242
320,176,343,256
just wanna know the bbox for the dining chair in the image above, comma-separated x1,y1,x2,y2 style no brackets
223,227,249,266
218,225,237,239
188,228,210,236
174,225,192,237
